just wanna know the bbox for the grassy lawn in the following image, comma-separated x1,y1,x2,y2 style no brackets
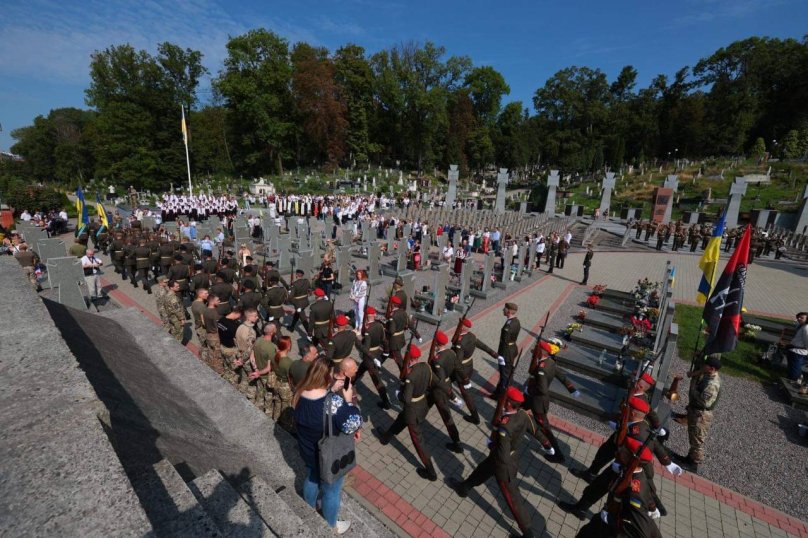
674,303,777,383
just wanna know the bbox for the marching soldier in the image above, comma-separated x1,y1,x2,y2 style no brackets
376,345,439,481
429,330,464,454
124,239,138,286
110,232,126,276
158,236,176,276
450,318,490,424
166,254,191,300
326,314,357,364
134,239,153,293
571,373,664,483
575,437,663,538
238,279,262,311
263,260,289,289
308,288,332,345
385,295,422,370
561,397,680,520
447,388,536,538
392,276,408,310
287,269,312,332
355,306,393,409
525,339,580,463
190,262,210,292
263,276,288,330
485,302,521,399
210,272,234,315
163,280,186,342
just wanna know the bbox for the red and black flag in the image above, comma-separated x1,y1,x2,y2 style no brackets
702,224,752,354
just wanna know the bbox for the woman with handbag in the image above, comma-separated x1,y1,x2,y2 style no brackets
293,358,363,534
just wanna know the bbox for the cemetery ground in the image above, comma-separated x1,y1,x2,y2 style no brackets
55,229,808,538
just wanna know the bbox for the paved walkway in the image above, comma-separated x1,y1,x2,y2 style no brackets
66,233,808,538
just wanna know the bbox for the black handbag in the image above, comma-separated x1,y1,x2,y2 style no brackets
317,392,357,484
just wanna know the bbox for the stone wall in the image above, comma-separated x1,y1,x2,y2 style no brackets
0,256,152,537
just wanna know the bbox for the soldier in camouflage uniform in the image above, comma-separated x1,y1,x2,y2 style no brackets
190,288,210,358
164,280,186,342
153,275,170,329
269,335,295,431
234,308,260,396
674,354,722,471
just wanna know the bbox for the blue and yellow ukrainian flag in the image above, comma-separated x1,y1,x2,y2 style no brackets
95,193,109,235
696,213,726,305
75,186,89,237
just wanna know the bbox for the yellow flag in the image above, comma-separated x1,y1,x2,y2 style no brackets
181,106,188,145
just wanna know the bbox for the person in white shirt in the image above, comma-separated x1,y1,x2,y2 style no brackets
59,210,68,221
81,248,103,300
20,210,32,221
442,244,454,264
349,270,369,329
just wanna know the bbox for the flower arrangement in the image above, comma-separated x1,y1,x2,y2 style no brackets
577,309,587,322
742,323,762,339
565,322,583,337
592,284,607,296
587,294,601,308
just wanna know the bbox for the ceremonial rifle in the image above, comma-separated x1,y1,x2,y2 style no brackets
327,299,336,339
606,429,659,522
399,319,419,382
427,320,443,366
385,284,396,320
450,296,477,346
361,282,372,338
491,345,525,428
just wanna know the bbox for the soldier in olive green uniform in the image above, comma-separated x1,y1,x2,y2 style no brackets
448,388,536,538
134,239,153,293
451,318,492,424
158,239,176,276
429,331,463,453
262,276,288,330
110,233,126,275
124,240,138,286
326,315,357,364
484,302,521,398
166,255,191,299
676,355,722,470
355,306,392,409
269,336,295,430
190,288,209,353
164,280,186,341
308,288,332,345
234,309,259,396
287,269,312,332
203,295,224,373
385,295,422,370
377,345,438,481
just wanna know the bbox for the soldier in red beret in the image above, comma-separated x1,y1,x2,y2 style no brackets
429,330,463,453
448,387,536,538
450,317,494,424
384,294,422,371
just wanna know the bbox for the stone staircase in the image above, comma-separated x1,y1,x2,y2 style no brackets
129,457,377,537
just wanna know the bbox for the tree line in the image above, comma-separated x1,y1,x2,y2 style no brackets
5,30,808,190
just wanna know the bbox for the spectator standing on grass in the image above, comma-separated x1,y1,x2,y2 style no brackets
293,358,362,534
785,312,808,382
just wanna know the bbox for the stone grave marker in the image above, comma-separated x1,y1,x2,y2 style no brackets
396,245,408,273
20,225,48,244
276,235,292,271
367,242,383,285
341,228,352,247
795,184,808,233
600,172,616,215
446,164,459,206
335,246,352,293
297,249,315,276
725,178,748,229
495,168,509,214
662,175,679,224
35,238,67,263
59,280,90,311
46,256,85,290
546,170,560,215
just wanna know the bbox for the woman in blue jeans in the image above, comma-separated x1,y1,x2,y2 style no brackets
293,358,362,534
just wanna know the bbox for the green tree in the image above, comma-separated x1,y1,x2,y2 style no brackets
190,106,234,176
781,129,801,159
752,137,766,159
214,29,294,175
464,66,510,124
334,44,374,165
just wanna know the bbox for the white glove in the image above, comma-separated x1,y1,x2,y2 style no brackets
542,446,555,456
665,462,683,476
611,462,622,473
268,316,275,321
418,337,423,344
648,508,661,520
497,355,506,366
395,389,401,401
373,358,382,369
296,307,302,313
463,382,472,390
571,390,581,398
658,427,667,437
451,397,465,409
600,510,609,524
607,420,618,430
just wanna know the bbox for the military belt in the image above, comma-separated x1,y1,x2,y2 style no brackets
314,320,329,325
462,358,473,364
507,342,517,346
411,394,426,402
293,295,307,299
136,257,149,261
393,330,405,336
369,346,381,351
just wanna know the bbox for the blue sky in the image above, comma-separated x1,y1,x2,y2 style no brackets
1,0,806,152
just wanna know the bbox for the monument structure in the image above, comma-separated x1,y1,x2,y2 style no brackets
495,168,508,214
545,170,560,216
599,172,616,215
725,178,748,229
446,165,459,206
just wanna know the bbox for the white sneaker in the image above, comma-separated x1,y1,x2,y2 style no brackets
373,358,382,368
335,520,351,534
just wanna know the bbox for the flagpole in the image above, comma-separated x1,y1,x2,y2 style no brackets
182,105,193,197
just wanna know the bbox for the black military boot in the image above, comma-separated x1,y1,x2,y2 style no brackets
558,500,587,520
447,477,468,498
374,427,390,446
570,467,597,483
445,441,463,454
377,392,392,410
463,413,480,425
416,466,438,482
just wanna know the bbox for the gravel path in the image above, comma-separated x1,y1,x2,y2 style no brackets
514,285,808,521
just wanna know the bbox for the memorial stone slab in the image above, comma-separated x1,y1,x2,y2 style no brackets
340,228,352,247
600,172,616,214
795,184,808,234
276,235,292,271
142,216,158,230
422,233,432,257
46,257,85,290
163,222,178,234
495,168,509,214
297,249,315,276
545,170,560,215
446,164,459,206
662,175,679,224
35,238,67,262
725,178,748,229
367,242,383,285
20,226,48,244
59,280,90,310
396,245,408,273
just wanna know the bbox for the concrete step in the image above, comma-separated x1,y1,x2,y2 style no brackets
274,483,335,537
129,459,222,537
189,470,278,537
233,477,312,538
